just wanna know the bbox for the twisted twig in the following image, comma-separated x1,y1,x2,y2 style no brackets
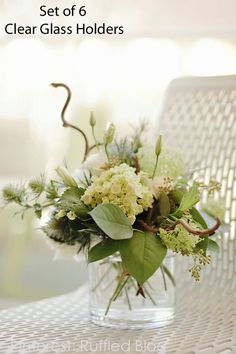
138,220,158,233
138,216,221,237
51,83,89,161
170,217,221,236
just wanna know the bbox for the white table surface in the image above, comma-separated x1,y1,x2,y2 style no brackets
0,283,235,354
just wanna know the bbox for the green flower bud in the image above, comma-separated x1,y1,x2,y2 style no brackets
89,112,96,127
104,123,116,145
55,167,77,187
155,135,162,157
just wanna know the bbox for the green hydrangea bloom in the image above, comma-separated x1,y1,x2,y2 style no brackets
137,145,185,179
160,222,200,255
81,163,153,224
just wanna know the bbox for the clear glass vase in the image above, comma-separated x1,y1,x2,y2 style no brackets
89,253,175,329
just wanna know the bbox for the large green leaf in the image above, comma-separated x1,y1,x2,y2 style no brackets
120,231,167,285
179,183,200,212
88,239,120,263
60,187,88,217
89,204,133,240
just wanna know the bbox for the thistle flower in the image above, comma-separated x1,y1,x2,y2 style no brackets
29,176,45,196
2,185,26,204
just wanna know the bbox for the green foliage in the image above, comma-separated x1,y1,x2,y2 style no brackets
190,207,209,254
60,187,88,217
120,231,167,285
88,239,120,263
33,203,43,219
179,183,200,212
89,204,133,240
45,181,59,200
208,239,220,253
160,222,200,255
169,188,185,205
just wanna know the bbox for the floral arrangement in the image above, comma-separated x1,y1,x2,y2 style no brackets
2,83,224,314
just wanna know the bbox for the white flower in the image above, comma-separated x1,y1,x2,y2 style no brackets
150,176,174,199
67,211,77,220
55,210,66,220
82,150,107,176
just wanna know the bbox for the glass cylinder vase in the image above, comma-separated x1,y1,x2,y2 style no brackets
89,253,175,329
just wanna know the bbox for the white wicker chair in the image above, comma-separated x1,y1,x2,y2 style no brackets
0,76,235,354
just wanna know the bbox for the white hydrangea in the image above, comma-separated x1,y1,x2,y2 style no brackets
81,163,153,224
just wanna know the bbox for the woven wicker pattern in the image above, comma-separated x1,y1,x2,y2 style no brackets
0,76,236,353
159,76,236,286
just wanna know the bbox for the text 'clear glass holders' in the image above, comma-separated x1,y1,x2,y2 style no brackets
89,253,175,329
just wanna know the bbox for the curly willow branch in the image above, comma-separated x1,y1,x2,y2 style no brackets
51,83,89,161
172,217,221,236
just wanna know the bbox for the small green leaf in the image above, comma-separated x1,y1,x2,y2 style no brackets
88,239,120,263
120,231,167,285
34,203,42,219
60,187,88,217
159,192,171,216
190,207,208,229
190,207,209,253
208,239,220,253
89,204,133,240
179,183,200,212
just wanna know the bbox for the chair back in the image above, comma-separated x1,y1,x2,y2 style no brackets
158,76,236,286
